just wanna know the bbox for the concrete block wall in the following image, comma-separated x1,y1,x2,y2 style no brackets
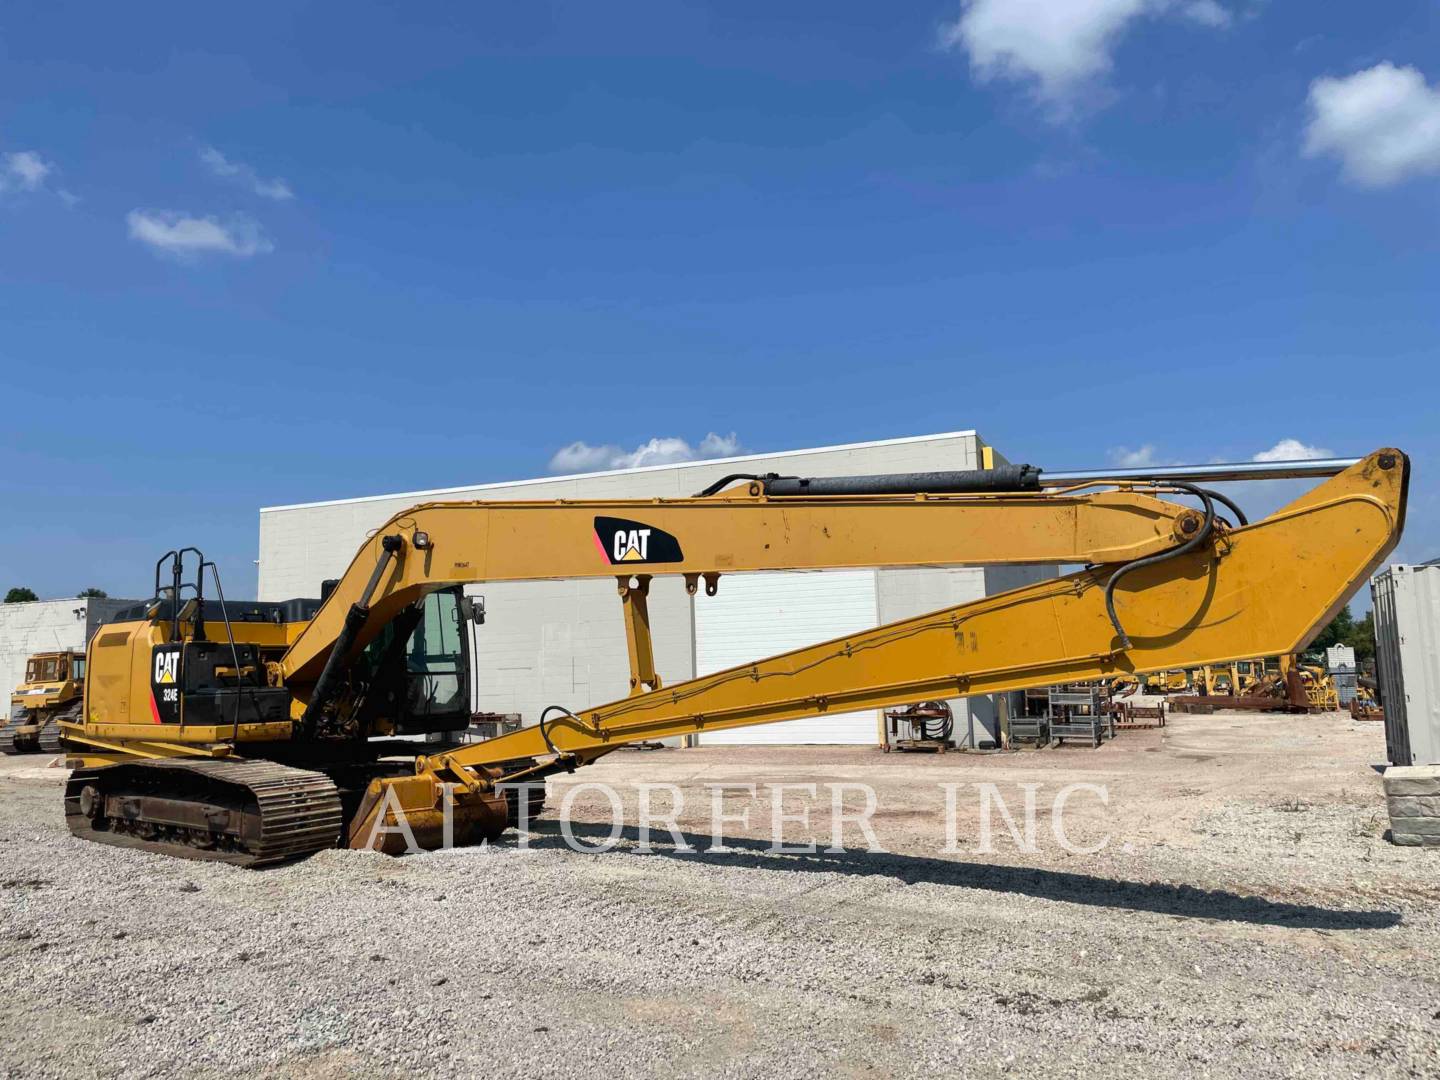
1384,766,1440,846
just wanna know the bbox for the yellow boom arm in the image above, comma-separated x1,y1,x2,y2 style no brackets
337,450,1406,851
281,486,1202,688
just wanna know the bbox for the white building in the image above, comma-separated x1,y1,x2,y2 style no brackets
257,431,1055,747
1,597,140,697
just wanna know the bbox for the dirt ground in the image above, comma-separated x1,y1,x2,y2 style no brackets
1,709,1437,1078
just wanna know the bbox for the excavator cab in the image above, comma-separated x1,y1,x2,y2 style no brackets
345,588,474,737
71,550,479,763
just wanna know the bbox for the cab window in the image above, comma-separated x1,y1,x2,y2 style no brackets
406,591,466,716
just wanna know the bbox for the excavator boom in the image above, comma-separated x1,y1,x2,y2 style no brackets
347,450,1407,852
280,483,1204,688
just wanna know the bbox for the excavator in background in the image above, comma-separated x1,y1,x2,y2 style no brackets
56,448,1408,865
4,650,85,755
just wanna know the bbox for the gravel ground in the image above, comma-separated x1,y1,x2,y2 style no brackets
2,710,1437,1078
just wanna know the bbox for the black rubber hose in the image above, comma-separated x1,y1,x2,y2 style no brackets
1205,488,1248,527
923,710,954,742
1104,482,1216,650
692,473,787,497
537,705,581,771
911,701,953,742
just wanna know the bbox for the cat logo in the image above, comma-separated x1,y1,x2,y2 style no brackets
150,644,184,724
154,650,179,685
592,516,684,566
614,528,651,562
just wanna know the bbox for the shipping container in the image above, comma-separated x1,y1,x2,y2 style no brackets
1371,564,1440,766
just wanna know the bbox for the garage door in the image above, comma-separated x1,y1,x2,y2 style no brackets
695,570,879,745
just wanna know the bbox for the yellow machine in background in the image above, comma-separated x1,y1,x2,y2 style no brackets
1194,658,1274,697
4,650,85,755
57,449,1407,864
1297,661,1341,711
1143,670,1192,694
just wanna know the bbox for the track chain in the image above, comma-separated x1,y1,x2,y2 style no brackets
66,758,343,867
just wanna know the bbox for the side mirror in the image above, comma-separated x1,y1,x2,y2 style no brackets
459,595,485,625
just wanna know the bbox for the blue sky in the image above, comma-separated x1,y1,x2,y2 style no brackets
2,2,1437,602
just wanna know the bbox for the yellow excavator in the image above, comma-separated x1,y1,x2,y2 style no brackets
4,650,85,754
58,448,1407,865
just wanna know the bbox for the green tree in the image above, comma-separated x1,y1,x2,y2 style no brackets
1309,605,1356,655
76,587,108,598
4,587,39,603
1353,610,1376,666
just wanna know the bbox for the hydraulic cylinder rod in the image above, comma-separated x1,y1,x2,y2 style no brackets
1040,457,1363,486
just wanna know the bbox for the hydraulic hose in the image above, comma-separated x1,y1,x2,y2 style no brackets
1104,481,1217,651
537,705,583,771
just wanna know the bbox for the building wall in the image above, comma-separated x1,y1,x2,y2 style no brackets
257,432,1055,744
1,598,137,696
465,576,694,733
876,566,991,743
695,569,880,744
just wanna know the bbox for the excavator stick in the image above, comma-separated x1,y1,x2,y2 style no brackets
352,449,1407,853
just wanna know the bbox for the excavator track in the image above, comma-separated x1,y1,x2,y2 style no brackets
65,759,343,867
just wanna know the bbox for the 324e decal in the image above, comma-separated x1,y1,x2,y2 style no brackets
150,644,182,724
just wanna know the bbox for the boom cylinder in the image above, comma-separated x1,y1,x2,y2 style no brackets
299,533,403,730
763,464,1042,497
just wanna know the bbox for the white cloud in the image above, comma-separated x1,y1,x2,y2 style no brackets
549,432,743,474
1108,444,1164,468
126,210,274,258
199,146,295,201
0,150,55,195
1304,63,1440,187
1252,438,1333,463
1179,0,1231,28
1109,440,1334,470
939,0,1232,114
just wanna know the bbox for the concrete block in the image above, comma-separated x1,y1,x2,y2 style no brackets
1388,816,1440,837
1390,830,1440,847
1382,765,1440,797
1387,796,1425,819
